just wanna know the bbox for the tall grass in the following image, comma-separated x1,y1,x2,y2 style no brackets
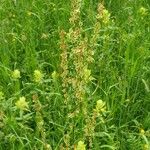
0,0,150,149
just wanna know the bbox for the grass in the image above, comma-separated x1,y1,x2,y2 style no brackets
0,0,150,149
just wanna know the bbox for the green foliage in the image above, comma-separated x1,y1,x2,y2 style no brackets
0,0,150,149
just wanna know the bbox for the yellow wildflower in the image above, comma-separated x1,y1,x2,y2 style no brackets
143,144,149,150
15,97,29,110
97,4,110,24
45,144,51,149
102,9,110,24
12,69,21,79
84,68,94,82
51,71,58,80
139,7,148,16
84,68,91,79
95,99,106,113
34,70,43,83
76,141,86,150
27,11,32,16
140,128,145,135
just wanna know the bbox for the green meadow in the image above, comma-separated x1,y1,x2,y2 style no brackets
0,0,150,149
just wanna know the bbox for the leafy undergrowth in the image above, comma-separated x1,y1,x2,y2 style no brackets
0,0,150,149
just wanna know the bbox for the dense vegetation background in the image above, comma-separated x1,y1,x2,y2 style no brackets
0,0,150,149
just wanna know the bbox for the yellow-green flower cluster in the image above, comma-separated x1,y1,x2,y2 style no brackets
140,128,145,135
83,68,94,83
76,141,86,150
12,69,21,79
97,3,110,24
45,144,52,150
34,70,43,83
94,99,106,114
51,71,58,81
27,11,32,16
102,9,110,24
143,144,149,150
139,7,148,16
15,96,29,111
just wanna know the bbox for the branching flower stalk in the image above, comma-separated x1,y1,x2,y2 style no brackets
60,0,86,110
84,100,107,149
67,0,87,113
84,3,111,149
32,94,51,150
60,30,69,105
60,0,87,148
87,4,102,64
60,1,110,149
